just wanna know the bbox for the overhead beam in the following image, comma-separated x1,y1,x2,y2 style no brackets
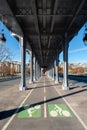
15,7,83,17
16,14,73,17
43,0,46,29
4,1,23,36
67,0,86,32
32,0,43,64
45,0,59,66
48,0,58,48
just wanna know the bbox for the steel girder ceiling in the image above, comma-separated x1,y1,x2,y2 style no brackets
0,0,87,67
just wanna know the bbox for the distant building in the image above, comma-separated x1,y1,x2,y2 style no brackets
0,61,21,76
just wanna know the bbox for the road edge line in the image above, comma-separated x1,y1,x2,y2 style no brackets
54,86,87,130
1,77,42,130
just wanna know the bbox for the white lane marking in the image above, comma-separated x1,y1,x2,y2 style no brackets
54,86,87,130
44,77,47,118
1,89,33,130
44,96,47,118
44,86,46,93
44,77,46,93
1,77,42,130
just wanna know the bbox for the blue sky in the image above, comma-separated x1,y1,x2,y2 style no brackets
0,21,87,63
0,21,29,63
60,24,87,63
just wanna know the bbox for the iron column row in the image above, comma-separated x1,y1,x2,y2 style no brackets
29,52,41,84
19,38,41,90
47,34,69,90
19,33,69,91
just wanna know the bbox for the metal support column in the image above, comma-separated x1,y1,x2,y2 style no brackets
36,60,38,80
48,67,50,78
33,56,36,81
52,60,55,80
62,33,69,90
38,64,40,79
20,37,26,91
50,64,53,80
29,51,33,83
55,50,59,84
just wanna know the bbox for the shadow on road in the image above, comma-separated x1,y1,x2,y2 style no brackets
0,88,87,120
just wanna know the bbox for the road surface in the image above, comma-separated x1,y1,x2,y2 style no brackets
0,76,86,130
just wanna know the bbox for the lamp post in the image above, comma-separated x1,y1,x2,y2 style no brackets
0,21,6,44
0,33,6,43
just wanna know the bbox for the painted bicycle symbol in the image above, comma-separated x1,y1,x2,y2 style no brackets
24,105,41,117
50,104,71,117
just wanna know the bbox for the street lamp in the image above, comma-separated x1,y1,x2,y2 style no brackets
11,31,20,41
0,32,6,43
0,22,6,44
83,23,87,46
0,15,6,44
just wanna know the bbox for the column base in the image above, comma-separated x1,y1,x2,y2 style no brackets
29,80,33,84
19,86,27,91
55,80,59,84
62,85,69,90
33,78,36,82
50,77,52,80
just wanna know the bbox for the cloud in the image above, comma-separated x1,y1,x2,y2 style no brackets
69,47,87,53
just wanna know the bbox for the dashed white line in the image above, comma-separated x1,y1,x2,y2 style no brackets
44,77,46,93
1,89,33,130
54,86,87,130
44,86,46,93
44,77,47,118
44,96,47,118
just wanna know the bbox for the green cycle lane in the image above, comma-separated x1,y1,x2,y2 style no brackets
48,104,72,117
18,104,42,118
17,104,72,118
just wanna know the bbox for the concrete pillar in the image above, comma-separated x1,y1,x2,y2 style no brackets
55,50,59,84
62,33,69,90
20,37,26,91
29,51,33,83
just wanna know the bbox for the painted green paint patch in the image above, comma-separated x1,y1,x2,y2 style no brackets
18,104,41,118
48,104,72,117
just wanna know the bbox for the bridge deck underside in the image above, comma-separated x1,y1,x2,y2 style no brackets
0,0,87,67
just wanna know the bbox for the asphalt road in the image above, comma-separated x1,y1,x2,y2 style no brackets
1,76,86,130
0,74,87,89
0,76,29,89
59,74,87,88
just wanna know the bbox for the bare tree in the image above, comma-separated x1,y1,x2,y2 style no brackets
0,44,12,62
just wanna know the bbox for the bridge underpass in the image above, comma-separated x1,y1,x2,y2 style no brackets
0,0,87,90
0,0,87,130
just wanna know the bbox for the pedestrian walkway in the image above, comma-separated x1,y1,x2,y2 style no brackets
0,76,87,130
